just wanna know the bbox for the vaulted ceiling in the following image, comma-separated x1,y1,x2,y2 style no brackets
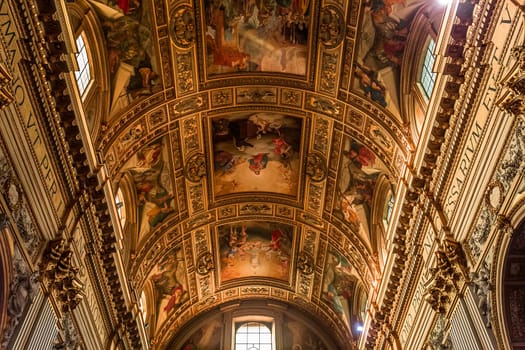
64,0,447,348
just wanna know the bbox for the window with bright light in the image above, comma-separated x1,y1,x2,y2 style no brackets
75,33,91,96
235,322,273,350
420,38,437,99
115,188,126,227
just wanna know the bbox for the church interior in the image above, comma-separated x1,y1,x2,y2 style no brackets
0,0,524,349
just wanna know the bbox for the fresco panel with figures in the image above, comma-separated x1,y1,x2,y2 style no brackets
216,221,294,285
203,0,310,75
353,0,427,117
89,0,161,114
210,113,303,197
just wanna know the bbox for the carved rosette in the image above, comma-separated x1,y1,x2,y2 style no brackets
196,252,214,276
319,6,344,48
297,251,314,275
424,238,468,314
39,239,84,313
169,5,195,49
184,153,206,182
306,153,327,182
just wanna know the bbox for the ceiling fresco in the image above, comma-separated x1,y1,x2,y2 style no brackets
88,0,161,115
215,221,295,284
202,0,310,75
210,113,304,197
353,0,427,118
69,0,447,347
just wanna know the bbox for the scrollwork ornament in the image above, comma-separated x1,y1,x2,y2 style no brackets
196,252,214,275
170,5,195,49
306,153,327,182
508,75,525,95
184,153,206,182
297,251,314,275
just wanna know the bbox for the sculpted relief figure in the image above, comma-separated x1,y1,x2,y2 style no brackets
2,249,39,348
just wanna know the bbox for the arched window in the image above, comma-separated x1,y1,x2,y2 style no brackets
419,38,437,99
74,32,92,97
235,321,273,350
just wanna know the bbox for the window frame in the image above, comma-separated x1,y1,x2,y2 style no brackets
233,316,275,350
418,37,437,100
74,31,93,98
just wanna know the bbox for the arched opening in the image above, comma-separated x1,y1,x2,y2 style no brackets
502,220,525,347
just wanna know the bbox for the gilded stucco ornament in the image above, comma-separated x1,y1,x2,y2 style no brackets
424,238,468,314
319,6,345,48
306,153,327,182
170,6,195,49
175,52,194,93
184,153,206,182
196,252,214,275
297,251,314,275
39,238,84,313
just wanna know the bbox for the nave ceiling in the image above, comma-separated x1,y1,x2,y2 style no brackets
11,0,452,348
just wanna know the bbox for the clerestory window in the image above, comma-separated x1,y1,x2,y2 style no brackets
420,38,437,99
235,321,273,350
74,33,92,96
